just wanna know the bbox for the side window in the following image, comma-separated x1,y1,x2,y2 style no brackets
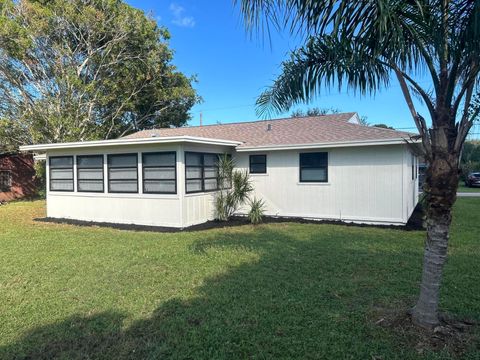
0,170,12,192
142,152,176,194
49,156,74,191
185,152,220,193
249,155,267,174
299,152,328,182
107,154,138,193
77,155,104,193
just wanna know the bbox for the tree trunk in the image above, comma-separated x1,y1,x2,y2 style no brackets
412,149,459,328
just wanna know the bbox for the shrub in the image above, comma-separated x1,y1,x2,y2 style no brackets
248,197,266,225
215,155,253,221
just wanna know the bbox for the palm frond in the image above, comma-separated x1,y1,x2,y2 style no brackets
256,35,390,116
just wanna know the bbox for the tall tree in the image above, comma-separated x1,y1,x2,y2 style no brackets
0,0,199,148
290,106,340,117
236,0,480,328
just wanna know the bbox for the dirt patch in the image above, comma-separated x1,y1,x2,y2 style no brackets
35,209,425,233
373,304,478,357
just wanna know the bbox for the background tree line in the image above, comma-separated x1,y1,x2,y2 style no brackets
0,0,199,150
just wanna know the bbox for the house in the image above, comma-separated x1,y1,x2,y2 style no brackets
19,113,420,228
0,153,37,202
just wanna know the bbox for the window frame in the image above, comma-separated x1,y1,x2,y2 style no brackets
142,151,177,195
185,151,220,194
107,153,139,194
249,154,267,174
49,156,74,192
299,152,329,183
0,170,12,192
76,155,104,193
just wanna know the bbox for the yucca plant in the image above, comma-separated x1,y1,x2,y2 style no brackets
248,197,266,225
215,154,253,221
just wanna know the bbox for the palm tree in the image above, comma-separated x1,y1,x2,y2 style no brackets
236,0,480,329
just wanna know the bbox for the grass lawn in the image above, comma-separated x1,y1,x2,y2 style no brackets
458,182,480,193
0,200,479,359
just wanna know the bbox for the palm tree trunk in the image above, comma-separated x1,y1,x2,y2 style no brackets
412,150,459,328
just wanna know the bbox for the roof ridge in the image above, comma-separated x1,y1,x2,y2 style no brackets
135,112,357,133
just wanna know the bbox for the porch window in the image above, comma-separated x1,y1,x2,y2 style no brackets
49,156,74,191
0,170,12,192
299,152,328,182
142,152,176,194
77,155,104,193
107,154,138,193
185,152,219,193
249,155,267,174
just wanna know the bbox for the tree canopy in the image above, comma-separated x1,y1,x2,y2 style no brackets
0,0,199,149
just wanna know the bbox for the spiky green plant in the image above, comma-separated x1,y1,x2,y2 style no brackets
248,197,266,225
215,155,253,221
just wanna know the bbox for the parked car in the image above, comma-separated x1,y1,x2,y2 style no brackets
465,172,480,187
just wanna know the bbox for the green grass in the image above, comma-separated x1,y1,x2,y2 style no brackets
0,200,479,359
458,181,480,193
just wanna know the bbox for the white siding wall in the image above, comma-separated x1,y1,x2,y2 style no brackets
44,143,417,228
234,145,409,225
181,143,231,227
46,143,184,227
403,147,420,220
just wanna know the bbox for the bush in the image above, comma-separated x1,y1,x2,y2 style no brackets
248,197,266,225
215,155,253,221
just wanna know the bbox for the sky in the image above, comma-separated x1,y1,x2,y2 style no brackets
126,0,428,132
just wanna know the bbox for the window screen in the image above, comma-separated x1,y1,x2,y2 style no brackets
77,155,104,192
49,156,74,191
249,155,267,174
108,154,138,193
0,170,12,192
185,152,220,193
299,152,328,182
142,152,176,194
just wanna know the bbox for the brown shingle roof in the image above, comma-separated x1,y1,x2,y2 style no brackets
124,113,414,148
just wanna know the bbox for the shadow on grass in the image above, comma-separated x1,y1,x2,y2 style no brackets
1,226,473,359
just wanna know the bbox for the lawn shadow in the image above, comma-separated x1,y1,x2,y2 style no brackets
1,225,476,359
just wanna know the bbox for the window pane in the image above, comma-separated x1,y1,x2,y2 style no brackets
109,168,137,180
51,180,73,191
50,157,73,168
108,154,137,167
300,153,327,167
144,180,176,193
186,179,202,192
301,168,327,182
78,180,103,192
204,178,218,191
186,167,202,179
77,156,103,168
143,153,175,167
109,180,137,192
144,167,175,180
204,166,218,178
78,168,103,180
250,155,266,164
204,154,218,166
250,163,266,174
51,168,73,180
186,153,202,166
0,171,11,191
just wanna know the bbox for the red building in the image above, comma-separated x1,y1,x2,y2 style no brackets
0,153,37,202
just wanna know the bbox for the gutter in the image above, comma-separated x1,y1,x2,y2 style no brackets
235,138,419,152
19,136,242,152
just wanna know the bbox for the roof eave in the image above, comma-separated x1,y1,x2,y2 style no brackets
235,138,419,152
19,136,243,152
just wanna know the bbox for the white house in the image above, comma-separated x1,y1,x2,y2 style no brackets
20,113,420,228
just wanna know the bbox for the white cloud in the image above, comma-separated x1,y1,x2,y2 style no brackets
169,3,195,28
